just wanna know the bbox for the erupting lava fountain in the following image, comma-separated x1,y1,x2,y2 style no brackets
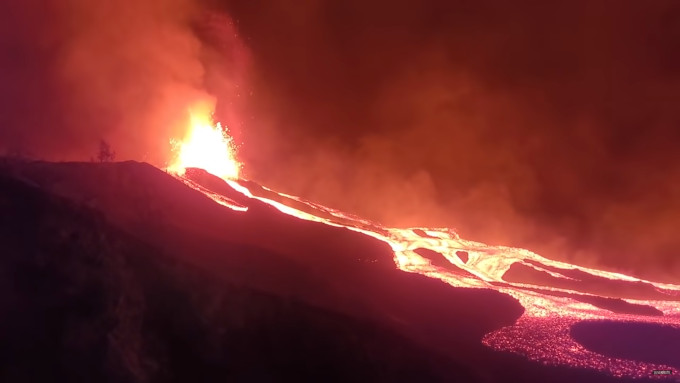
168,111,680,380
168,108,241,180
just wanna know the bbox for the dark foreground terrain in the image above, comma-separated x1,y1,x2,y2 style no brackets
0,160,661,382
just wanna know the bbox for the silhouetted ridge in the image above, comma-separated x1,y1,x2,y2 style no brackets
0,160,654,383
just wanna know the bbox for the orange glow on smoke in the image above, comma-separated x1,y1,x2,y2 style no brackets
168,106,241,180
167,126,680,380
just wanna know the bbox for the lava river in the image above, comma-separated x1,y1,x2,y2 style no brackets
168,113,680,380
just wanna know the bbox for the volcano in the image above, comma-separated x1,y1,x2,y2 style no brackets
0,158,678,383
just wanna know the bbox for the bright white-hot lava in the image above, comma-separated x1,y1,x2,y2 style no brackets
168,108,240,180
168,116,680,380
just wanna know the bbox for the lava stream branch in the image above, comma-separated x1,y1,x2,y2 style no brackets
177,173,680,379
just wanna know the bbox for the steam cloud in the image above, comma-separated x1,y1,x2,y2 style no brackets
226,0,680,281
1,0,679,280
0,0,247,165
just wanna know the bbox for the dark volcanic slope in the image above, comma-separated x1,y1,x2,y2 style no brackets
571,321,680,370
0,160,655,383
0,171,470,382
1,160,524,347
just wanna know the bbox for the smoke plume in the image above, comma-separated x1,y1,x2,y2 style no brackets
1,0,679,280
224,0,680,281
0,0,248,165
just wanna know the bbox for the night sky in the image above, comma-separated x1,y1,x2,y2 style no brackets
1,0,679,280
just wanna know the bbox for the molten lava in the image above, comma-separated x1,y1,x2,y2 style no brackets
167,119,680,380
168,108,240,180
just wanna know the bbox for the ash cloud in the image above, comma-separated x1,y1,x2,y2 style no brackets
0,0,247,165
224,0,680,280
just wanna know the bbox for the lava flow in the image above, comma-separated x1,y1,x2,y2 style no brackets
168,113,680,380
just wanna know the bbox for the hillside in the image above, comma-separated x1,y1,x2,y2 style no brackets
0,160,657,382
